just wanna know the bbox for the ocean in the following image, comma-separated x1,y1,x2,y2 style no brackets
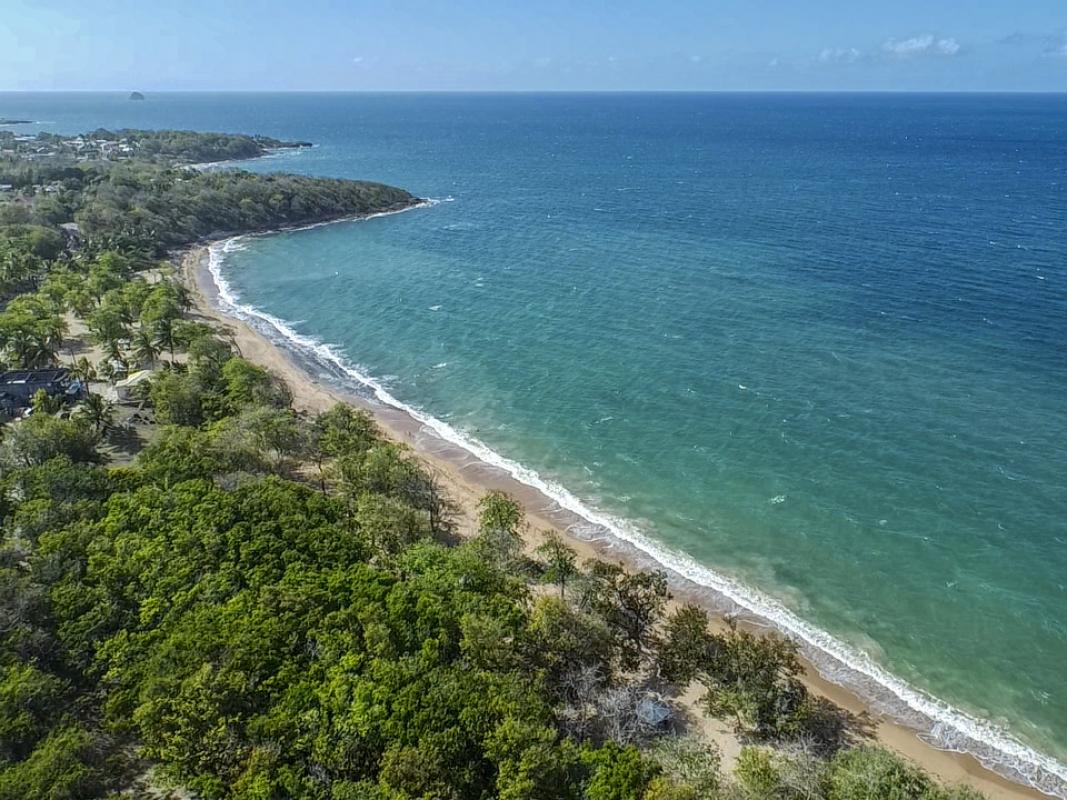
3,92,1066,794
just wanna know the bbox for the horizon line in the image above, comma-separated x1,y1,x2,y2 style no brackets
3,89,1067,96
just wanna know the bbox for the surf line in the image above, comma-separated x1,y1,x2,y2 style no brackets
205,213,1067,800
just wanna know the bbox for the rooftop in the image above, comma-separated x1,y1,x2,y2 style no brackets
0,368,70,386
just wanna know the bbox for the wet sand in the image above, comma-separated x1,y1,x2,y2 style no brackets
181,244,1046,800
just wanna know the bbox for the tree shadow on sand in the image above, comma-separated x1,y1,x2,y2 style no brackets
669,692,877,758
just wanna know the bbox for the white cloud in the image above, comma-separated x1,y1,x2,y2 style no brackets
818,47,861,64
937,38,962,55
882,34,961,58
767,57,780,69
1043,33,1067,58
352,56,365,64
995,30,1067,58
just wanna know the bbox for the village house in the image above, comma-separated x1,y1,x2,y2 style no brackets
0,368,84,415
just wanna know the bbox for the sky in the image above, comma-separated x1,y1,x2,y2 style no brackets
2,0,1066,92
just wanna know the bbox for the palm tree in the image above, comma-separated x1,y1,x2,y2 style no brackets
173,282,192,312
9,330,58,369
97,347,128,384
130,327,160,369
153,317,177,361
96,359,117,384
103,339,128,376
77,393,115,435
41,318,66,358
68,356,97,384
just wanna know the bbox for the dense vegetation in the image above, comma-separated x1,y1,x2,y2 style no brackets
73,167,416,252
2,128,310,165
0,130,987,799
78,128,313,162
1,129,418,256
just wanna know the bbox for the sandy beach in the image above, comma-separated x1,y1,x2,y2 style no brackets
181,243,1046,800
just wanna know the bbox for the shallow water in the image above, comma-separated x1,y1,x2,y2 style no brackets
6,92,1067,793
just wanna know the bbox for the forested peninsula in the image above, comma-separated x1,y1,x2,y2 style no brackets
0,130,989,800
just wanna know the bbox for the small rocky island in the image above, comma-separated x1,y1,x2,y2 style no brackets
0,118,33,125
129,91,145,101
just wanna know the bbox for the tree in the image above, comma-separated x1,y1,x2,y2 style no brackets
152,316,178,361
75,393,115,435
354,492,431,557
525,597,615,705
0,296,65,369
475,491,525,570
136,426,223,485
338,444,436,521
85,305,129,350
485,718,580,800
648,736,721,800
734,746,783,798
138,283,182,329
64,288,94,318
183,327,233,380
87,251,129,300
826,747,935,800
3,415,101,467
208,406,303,473
0,723,115,800
4,329,57,369
535,532,578,598
580,562,669,673
700,621,807,739
148,372,203,427
656,605,718,687
129,326,159,369
67,356,96,384
0,664,67,763
579,741,660,800
641,778,699,800
30,388,63,416
593,684,665,746
478,490,523,535
221,357,286,409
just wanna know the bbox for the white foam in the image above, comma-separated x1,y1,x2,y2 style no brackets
187,144,309,172
206,225,1067,800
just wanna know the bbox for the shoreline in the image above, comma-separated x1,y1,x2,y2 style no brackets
182,237,1058,800
185,141,316,172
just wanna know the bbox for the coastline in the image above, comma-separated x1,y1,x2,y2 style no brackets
181,238,1057,800
186,142,314,172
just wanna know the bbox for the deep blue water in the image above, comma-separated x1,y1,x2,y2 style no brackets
4,92,1066,792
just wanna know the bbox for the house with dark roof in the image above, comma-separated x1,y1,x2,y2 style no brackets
0,368,82,414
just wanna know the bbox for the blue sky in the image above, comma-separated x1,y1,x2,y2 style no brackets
2,0,1066,91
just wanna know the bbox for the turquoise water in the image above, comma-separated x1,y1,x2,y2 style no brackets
5,93,1067,792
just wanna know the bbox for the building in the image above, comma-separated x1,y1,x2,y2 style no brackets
109,369,152,403
0,368,82,415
